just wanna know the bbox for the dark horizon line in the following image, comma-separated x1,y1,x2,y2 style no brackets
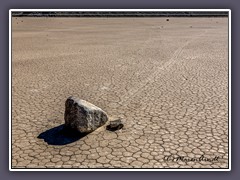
12,11,229,17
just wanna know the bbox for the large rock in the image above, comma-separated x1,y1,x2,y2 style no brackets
64,96,108,133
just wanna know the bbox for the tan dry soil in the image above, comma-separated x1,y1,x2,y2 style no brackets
12,17,228,168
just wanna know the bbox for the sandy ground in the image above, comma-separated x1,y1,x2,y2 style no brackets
11,17,229,169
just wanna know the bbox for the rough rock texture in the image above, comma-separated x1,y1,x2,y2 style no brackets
106,119,124,131
64,96,108,133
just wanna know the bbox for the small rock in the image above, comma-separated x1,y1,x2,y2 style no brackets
106,119,124,131
166,19,169,21
64,96,108,133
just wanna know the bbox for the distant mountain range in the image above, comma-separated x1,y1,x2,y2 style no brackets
12,11,228,17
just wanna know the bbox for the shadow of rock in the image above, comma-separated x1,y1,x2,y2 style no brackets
37,124,88,145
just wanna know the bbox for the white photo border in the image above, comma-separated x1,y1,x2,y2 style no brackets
9,9,231,171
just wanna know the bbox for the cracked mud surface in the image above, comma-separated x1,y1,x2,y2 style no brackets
11,17,229,168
